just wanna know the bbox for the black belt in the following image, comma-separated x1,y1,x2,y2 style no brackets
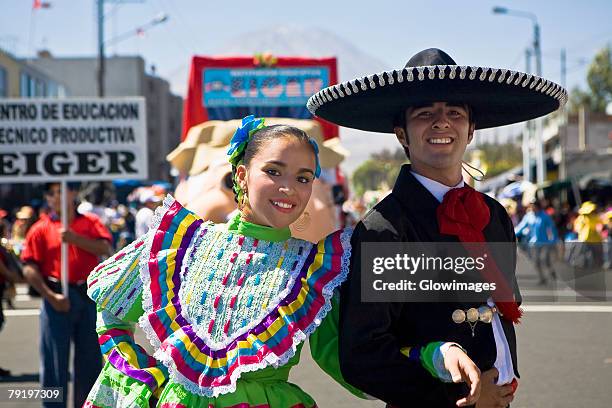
45,278,88,297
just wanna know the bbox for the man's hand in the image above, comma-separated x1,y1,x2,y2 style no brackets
59,228,78,244
443,345,481,407
475,368,515,408
59,228,111,257
48,292,70,313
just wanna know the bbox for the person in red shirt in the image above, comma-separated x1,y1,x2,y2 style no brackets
21,182,112,408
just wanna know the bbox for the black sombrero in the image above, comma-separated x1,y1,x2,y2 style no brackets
307,48,568,132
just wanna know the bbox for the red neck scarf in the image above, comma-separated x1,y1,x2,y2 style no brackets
436,186,522,324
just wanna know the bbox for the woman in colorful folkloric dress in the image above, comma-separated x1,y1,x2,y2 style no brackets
84,116,367,407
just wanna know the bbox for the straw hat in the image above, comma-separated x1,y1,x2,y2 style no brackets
188,120,241,176
166,121,223,173
320,137,350,168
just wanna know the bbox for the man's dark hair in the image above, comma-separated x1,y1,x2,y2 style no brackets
392,109,411,159
44,182,81,193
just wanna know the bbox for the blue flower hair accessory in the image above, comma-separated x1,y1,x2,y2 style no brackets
227,115,266,168
308,138,322,178
228,115,266,206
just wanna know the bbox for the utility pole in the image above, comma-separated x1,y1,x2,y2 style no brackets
559,48,568,202
533,21,545,185
493,7,545,185
559,48,567,178
97,0,105,97
560,48,566,89
533,23,542,78
523,48,532,183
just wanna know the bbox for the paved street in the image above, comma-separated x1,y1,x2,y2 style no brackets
1,252,611,407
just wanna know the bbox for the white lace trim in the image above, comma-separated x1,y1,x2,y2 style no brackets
306,64,568,116
87,381,145,408
136,196,353,398
152,226,352,397
88,234,146,320
138,194,180,350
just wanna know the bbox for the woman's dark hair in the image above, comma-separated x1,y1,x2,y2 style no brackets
230,124,316,203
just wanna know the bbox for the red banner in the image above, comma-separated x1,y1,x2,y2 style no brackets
181,55,338,141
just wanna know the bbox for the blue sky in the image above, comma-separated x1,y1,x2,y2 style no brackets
2,0,610,97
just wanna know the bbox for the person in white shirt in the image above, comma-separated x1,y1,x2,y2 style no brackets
135,189,162,237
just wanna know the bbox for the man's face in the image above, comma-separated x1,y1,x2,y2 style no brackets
395,102,475,172
45,184,77,214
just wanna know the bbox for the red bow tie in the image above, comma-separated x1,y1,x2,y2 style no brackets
437,186,522,324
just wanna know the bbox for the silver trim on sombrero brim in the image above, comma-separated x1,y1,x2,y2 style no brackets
306,65,568,115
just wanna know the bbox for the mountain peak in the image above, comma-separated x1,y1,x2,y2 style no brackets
215,25,390,82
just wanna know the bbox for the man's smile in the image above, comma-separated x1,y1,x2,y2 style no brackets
427,137,454,145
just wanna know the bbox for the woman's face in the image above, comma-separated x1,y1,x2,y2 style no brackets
236,136,316,229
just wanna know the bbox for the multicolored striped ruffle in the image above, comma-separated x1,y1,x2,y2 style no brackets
138,195,351,397
96,309,168,392
88,234,147,321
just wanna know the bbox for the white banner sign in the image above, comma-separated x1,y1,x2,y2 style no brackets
0,98,148,182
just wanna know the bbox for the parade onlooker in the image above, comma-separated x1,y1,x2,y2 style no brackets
0,217,23,378
500,198,519,226
0,209,9,240
21,182,112,408
0,252,12,378
515,200,559,284
574,201,602,243
554,202,573,241
134,188,163,237
10,205,36,257
603,210,612,270
573,201,603,268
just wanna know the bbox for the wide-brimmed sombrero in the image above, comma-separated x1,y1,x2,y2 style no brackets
307,48,568,132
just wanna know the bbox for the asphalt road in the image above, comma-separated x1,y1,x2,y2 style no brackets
1,251,610,407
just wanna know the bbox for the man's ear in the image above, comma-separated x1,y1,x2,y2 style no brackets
467,123,476,144
394,127,409,148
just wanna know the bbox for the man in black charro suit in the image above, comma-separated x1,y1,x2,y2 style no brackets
307,48,567,407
